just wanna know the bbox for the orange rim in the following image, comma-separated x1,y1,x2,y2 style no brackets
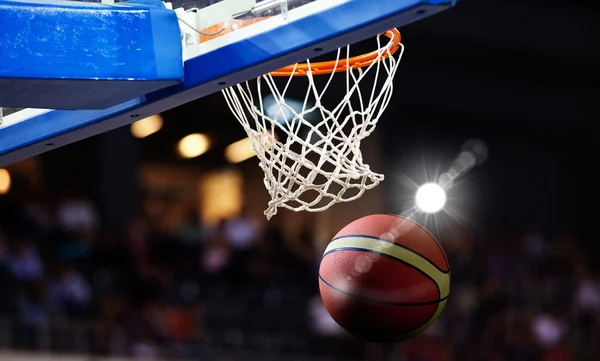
200,19,401,77
271,28,401,77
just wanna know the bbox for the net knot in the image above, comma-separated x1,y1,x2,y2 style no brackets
223,31,403,219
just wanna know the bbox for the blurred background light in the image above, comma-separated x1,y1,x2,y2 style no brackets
177,133,210,158
0,168,11,195
225,137,255,164
130,114,163,138
415,182,446,213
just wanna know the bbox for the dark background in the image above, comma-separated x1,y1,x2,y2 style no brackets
1,0,599,360
40,0,600,242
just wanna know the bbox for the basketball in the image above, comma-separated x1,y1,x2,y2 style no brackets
318,214,450,343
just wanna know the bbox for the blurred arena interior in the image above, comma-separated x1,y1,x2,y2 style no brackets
0,0,599,360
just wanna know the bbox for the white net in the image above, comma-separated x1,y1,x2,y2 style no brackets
222,31,404,219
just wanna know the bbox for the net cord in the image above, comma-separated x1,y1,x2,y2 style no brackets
222,32,404,219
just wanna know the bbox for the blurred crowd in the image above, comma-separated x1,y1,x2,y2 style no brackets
0,192,600,361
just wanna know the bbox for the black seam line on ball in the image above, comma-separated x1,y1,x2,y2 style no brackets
331,214,450,271
327,234,450,275
396,290,446,341
319,275,449,306
387,300,442,342
322,247,442,299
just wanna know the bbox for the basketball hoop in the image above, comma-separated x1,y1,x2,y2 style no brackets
204,19,403,219
270,29,401,76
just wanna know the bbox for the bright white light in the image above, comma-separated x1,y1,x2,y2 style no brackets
415,183,446,213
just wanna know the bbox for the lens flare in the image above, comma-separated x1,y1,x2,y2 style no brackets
415,183,446,213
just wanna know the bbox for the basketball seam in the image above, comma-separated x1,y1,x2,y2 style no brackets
323,284,445,343
327,235,450,275
319,275,448,306
389,214,450,270
320,247,445,302
394,300,443,342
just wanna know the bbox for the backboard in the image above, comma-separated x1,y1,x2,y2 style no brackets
0,0,457,166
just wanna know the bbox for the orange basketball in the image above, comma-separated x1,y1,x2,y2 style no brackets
319,214,450,343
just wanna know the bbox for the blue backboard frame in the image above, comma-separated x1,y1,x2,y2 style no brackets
0,0,184,109
0,0,457,167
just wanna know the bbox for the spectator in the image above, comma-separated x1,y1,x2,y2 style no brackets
48,263,92,318
307,293,350,357
2,190,599,361
55,190,100,235
543,338,576,361
0,228,6,263
532,307,569,350
59,232,94,265
307,293,344,338
18,280,51,349
224,207,260,252
402,322,451,361
7,238,43,282
178,209,204,246
20,281,50,326
131,335,160,359
201,219,232,277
